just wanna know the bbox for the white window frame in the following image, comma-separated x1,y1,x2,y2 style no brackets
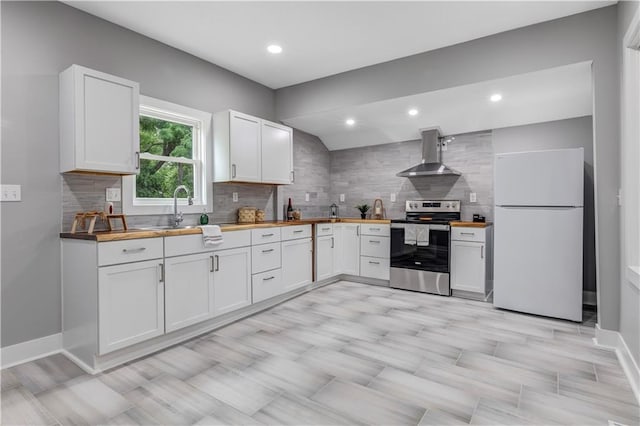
123,95,212,215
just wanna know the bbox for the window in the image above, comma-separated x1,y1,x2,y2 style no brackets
123,96,212,215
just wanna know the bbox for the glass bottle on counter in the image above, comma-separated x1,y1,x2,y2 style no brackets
287,198,294,221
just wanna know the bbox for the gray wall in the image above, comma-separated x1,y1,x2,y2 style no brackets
1,1,275,347
329,117,595,294
276,6,621,331
617,0,640,365
493,116,596,294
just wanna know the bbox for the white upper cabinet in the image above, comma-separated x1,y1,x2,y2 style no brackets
261,120,293,184
214,110,293,184
60,65,140,174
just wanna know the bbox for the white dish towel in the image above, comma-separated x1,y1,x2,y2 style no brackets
200,225,223,247
404,224,417,245
416,225,430,246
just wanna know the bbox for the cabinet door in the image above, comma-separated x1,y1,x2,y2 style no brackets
451,241,486,293
261,121,293,184
315,235,334,281
282,238,312,291
62,65,140,174
213,247,252,316
229,111,261,182
339,224,360,276
98,260,164,354
164,253,214,333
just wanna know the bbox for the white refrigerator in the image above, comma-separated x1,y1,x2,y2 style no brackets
493,148,584,322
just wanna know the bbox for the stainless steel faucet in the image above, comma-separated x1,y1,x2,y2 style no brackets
173,185,193,227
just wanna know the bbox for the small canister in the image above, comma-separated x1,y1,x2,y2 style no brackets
255,209,265,223
238,207,256,224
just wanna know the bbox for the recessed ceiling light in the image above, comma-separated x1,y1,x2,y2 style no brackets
490,93,503,102
345,118,355,126
267,44,283,54
408,109,419,116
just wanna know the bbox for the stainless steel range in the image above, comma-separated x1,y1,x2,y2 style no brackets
390,200,461,295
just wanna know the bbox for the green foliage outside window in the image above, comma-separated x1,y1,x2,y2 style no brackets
136,115,195,198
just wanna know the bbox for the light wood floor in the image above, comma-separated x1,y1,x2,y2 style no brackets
2,281,638,425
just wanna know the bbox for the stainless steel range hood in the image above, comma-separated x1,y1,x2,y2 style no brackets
397,129,460,177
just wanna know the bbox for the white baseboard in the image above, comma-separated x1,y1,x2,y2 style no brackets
595,324,640,404
1,333,62,369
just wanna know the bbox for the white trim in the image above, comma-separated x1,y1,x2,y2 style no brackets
61,350,98,375
1,333,62,369
595,325,640,404
123,95,213,216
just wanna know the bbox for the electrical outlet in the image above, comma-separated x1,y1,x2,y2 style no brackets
105,187,121,202
441,141,448,151
339,194,345,203
470,192,477,203
1,184,21,202
305,193,310,202
390,193,396,203
232,192,238,202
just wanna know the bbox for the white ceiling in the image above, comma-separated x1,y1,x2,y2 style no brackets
65,1,613,89
283,62,593,150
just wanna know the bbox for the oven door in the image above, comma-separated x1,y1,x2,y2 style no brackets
390,223,450,273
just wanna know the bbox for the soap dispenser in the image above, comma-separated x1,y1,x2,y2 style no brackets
199,210,209,225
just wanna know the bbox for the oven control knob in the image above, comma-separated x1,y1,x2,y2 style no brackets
446,203,451,208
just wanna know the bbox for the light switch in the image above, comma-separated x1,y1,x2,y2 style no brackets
1,184,21,202
390,193,396,203
232,192,238,202
470,192,477,203
305,192,310,202
106,187,121,202
339,194,345,203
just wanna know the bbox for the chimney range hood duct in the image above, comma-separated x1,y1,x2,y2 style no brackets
396,129,461,177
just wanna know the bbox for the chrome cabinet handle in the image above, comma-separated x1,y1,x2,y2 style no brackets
263,276,275,281
294,229,304,233
122,247,146,253
290,171,295,183
369,240,381,244
370,227,380,231
331,237,334,248
214,255,219,271
135,152,140,170
461,232,475,236
322,227,330,231
481,246,484,259
357,225,360,236
210,255,215,272
262,233,274,237
369,261,380,265
231,164,237,178
158,263,164,283
262,248,274,253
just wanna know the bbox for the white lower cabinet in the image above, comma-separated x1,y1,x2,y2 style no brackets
360,256,390,280
315,234,335,281
213,246,252,316
336,224,360,276
451,225,493,298
252,268,284,303
164,253,215,333
98,259,164,354
282,237,312,291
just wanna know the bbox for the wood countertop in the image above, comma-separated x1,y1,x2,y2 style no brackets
60,218,392,242
449,221,493,228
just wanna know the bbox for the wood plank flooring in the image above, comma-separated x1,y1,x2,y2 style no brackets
2,281,638,425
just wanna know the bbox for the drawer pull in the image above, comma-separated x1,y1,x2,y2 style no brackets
262,233,274,237
214,255,219,271
293,230,304,233
321,227,331,231
210,255,215,272
369,261,380,265
262,248,274,253
369,240,381,244
122,247,146,253
158,263,164,283
369,227,381,231
263,276,276,281
460,232,475,236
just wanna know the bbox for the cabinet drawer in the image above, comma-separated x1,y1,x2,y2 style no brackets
252,242,281,274
165,230,250,257
451,227,486,243
251,228,281,245
252,268,283,303
360,256,390,280
360,236,390,259
316,224,333,236
98,238,163,266
361,224,390,237
281,224,311,241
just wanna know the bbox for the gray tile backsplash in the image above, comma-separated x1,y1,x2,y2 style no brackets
329,132,494,221
61,174,122,232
